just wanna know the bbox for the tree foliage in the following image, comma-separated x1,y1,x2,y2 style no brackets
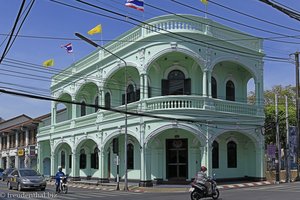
263,85,296,146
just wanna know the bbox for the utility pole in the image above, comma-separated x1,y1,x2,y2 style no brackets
75,33,129,190
275,94,280,184
294,52,300,181
285,95,290,182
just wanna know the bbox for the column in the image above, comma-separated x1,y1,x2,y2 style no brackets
7,135,9,150
71,95,77,119
50,139,55,177
51,101,57,125
15,131,19,147
25,129,29,146
15,131,19,168
99,147,108,183
139,147,152,187
256,141,265,180
71,150,79,180
139,128,153,187
0,135,2,150
50,152,55,177
6,155,11,168
97,91,102,108
206,142,212,177
36,142,41,172
202,70,207,97
207,71,212,98
101,90,105,106
144,74,148,99
140,74,144,99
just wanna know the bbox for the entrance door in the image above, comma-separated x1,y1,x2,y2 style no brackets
43,158,51,176
166,139,188,180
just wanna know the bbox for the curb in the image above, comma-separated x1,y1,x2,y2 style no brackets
217,181,272,190
46,181,273,193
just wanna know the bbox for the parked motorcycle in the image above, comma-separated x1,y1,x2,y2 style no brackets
189,178,220,200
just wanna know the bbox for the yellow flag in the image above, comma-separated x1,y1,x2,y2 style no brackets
43,59,54,67
87,24,102,35
201,0,208,5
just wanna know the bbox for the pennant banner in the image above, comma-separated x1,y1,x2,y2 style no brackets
88,24,102,35
42,59,54,67
201,0,208,5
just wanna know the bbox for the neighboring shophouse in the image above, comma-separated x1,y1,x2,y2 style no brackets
37,14,265,186
0,114,46,170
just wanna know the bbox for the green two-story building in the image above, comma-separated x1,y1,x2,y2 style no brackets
37,14,265,186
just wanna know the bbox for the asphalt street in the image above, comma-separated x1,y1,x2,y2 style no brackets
0,180,299,200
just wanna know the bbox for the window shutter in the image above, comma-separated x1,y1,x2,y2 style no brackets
91,153,95,168
136,89,140,101
148,86,151,98
122,94,125,105
161,79,169,96
184,78,191,95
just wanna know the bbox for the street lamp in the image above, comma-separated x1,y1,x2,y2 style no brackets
75,33,129,191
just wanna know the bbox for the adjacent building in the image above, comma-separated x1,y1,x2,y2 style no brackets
37,14,265,186
0,114,47,170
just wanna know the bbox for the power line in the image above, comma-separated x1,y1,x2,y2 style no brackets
209,0,300,33
0,0,26,64
52,0,289,62
3,0,35,59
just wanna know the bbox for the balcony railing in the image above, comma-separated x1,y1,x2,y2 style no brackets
38,96,263,135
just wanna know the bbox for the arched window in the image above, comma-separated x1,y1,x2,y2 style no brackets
105,92,111,109
227,141,237,168
162,70,191,95
94,96,99,112
211,77,217,98
127,143,134,169
81,101,86,116
127,84,135,103
212,141,219,169
226,80,235,101
91,147,99,169
61,151,65,168
80,149,86,169
122,84,140,104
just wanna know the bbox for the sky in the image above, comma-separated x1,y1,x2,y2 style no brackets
0,0,300,120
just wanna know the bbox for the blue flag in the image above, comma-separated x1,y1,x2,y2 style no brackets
125,0,144,11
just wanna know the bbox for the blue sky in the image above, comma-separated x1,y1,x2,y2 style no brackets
0,0,299,120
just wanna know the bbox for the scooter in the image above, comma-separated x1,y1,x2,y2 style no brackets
189,178,220,200
57,176,68,194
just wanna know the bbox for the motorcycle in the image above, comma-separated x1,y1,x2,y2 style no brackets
189,178,220,200
57,176,68,194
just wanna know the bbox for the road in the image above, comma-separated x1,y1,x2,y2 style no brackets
0,181,299,200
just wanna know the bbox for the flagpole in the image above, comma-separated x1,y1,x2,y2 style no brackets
72,52,75,63
204,4,208,19
101,32,103,47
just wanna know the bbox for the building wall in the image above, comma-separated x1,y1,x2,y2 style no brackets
37,14,265,184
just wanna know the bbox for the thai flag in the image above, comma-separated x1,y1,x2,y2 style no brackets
62,43,73,53
125,0,144,11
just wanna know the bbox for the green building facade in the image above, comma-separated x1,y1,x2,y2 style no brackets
37,14,265,186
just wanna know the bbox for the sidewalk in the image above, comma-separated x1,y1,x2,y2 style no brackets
47,179,273,193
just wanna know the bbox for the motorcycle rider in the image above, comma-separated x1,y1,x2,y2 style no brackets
194,166,215,195
55,166,65,193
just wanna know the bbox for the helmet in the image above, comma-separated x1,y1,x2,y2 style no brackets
58,166,62,172
201,166,207,172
